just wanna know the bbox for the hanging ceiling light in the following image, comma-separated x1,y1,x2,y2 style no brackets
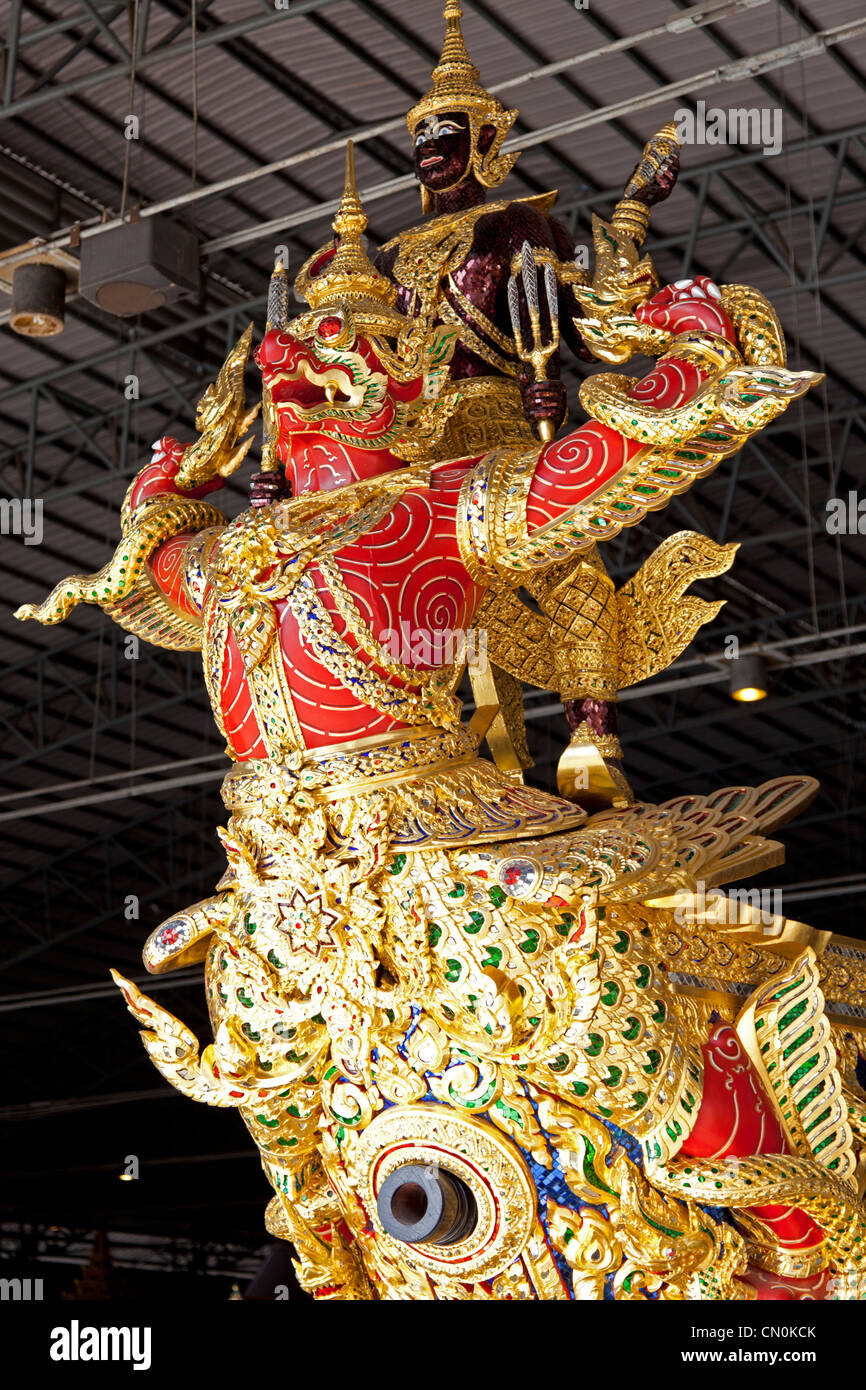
729,652,768,703
0,244,80,337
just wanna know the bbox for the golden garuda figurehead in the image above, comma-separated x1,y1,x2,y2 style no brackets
406,0,520,204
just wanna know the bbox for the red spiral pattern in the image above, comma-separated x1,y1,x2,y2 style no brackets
527,278,732,528
210,468,481,750
148,534,199,616
276,597,398,749
628,357,702,408
635,276,735,342
142,280,739,754
528,423,635,529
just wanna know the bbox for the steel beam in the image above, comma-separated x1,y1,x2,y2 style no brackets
0,638,207,778
75,0,128,59
2,0,123,51
2,0,23,106
3,4,335,277
136,0,153,61
20,5,128,98
0,1223,265,1279
0,296,267,405
0,0,348,117
666,0,866,216
814,136,850,268
627,728,865,797
1,841,225,974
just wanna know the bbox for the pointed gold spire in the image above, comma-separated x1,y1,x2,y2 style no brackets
302,139,392,310
292,140,404,334
432,0,481,97
332,140,367,244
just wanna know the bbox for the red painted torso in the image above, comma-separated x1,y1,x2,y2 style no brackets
211,462,485,755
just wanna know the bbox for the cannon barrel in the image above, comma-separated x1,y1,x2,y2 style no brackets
376,1164,478,1247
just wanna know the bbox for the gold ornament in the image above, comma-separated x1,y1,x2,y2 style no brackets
173,322,261,491
17,113,861,1302
293,142,406,341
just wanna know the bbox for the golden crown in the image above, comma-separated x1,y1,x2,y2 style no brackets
290,142,406,339
405,0,520,191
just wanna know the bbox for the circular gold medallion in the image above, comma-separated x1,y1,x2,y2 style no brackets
351,1103,536,1283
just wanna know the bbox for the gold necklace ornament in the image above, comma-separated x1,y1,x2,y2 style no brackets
209,466,431,598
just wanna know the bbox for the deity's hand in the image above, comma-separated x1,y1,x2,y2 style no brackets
522,378,568,439
174,401,261,491
623,146,680,209
622,122,681,211
249,469,293,509
173,324,261,491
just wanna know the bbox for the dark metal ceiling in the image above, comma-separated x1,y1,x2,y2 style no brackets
1,0,864,1262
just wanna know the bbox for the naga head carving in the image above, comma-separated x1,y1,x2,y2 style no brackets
256,319,426,454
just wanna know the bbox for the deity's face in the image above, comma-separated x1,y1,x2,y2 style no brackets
412,109,477,192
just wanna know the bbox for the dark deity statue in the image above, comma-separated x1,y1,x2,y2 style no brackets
374,0,679,446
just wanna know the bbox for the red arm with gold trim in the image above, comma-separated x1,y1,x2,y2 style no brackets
126,435,223,622
528,277,735,528
458,277,821,585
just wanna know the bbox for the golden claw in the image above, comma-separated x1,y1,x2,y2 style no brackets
718,366,825,433
110,968,238,1107
216,424,260,479
175,324,259,489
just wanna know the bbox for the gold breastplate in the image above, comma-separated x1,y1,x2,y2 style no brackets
380,195,557,460
380,192,557,318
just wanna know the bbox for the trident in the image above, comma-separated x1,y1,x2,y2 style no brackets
507,240,561,443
